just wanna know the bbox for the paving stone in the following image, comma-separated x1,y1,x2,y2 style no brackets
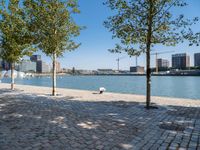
0,89,200,150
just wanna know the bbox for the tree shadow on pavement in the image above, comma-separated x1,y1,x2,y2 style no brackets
0,90,199,150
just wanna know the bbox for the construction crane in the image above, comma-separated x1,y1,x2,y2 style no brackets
135,55,139,67
116,56,126,71
151,51,174,73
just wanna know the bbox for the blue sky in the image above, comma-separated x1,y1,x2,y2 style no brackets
34,0,200,70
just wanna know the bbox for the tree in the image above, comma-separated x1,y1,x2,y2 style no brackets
24,0,81,96
0,0,34,90
104,0,199,109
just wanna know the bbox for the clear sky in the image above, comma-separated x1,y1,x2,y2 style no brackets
33,0,200,70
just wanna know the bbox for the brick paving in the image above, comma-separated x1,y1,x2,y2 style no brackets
0,89,200,150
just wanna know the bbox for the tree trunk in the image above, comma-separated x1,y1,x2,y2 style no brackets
52,52,57,96
146,48,151,109
146,0,153,109
11,63,15,90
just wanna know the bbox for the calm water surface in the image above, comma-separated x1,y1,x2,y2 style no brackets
2,75,200,99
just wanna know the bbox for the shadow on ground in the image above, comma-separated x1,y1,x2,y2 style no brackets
0,88,200,150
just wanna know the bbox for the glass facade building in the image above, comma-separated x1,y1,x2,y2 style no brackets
172,53,190,69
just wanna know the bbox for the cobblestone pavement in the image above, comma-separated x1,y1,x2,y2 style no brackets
0,89,200,150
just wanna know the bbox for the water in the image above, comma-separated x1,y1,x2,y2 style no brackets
1,75,200,99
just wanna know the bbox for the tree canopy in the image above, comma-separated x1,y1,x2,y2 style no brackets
24,0,81,58
104,0,199,56
0,0,34,63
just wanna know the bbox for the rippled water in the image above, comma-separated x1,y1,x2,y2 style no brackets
2,75,200,99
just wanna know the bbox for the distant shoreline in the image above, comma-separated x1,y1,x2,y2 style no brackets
79,74,200,76
33,73,68,77
33,73,200,77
